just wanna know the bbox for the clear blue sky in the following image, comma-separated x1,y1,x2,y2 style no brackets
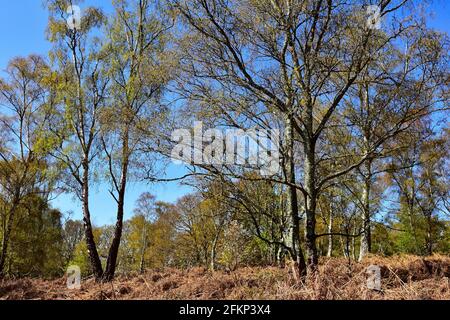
0,0,448,225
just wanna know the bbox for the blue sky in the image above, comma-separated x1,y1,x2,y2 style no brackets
0,0,448,225
0,0,193,225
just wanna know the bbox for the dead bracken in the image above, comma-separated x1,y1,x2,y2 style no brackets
1,255,449,300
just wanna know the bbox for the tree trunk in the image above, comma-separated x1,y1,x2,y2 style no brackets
103,192,125,281
276,246,284,267
0,198,20,277
103,129,129,282
139,250,146,274
81,162,103,280
426,213,433,256
358,161,372,262
358,86,373,262
139,220,148,274
326,203,333,257
210,235,218,271
304,141,318,271
283,115,307,281
0,218,12,276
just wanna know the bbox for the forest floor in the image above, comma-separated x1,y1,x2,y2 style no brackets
1,255,450,300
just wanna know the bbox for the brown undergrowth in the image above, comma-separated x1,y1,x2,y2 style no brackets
1,255,449,300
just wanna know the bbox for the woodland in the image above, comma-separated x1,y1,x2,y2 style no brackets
0,0,449,299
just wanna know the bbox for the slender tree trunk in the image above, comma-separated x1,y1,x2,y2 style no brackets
345,234,351,260
277,192,286,268
426,213,433,256
81,162,103,280
139,253,145,274
327,203,333,257
210,235,219,271
358,85,373,262
103,128,130,281
103,189,125,281
304,141,318,271
340,236,348,258
352,225,357,261
283,115,307,281
269,217,276,265
276,246,284,267
359,160,372,262
406,188,420,254
139,220,148,274
0,197,20,277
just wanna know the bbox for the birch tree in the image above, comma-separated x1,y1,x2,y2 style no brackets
98,0,175,280
46,0,107,280
0,55,55,276
171,0,433,276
